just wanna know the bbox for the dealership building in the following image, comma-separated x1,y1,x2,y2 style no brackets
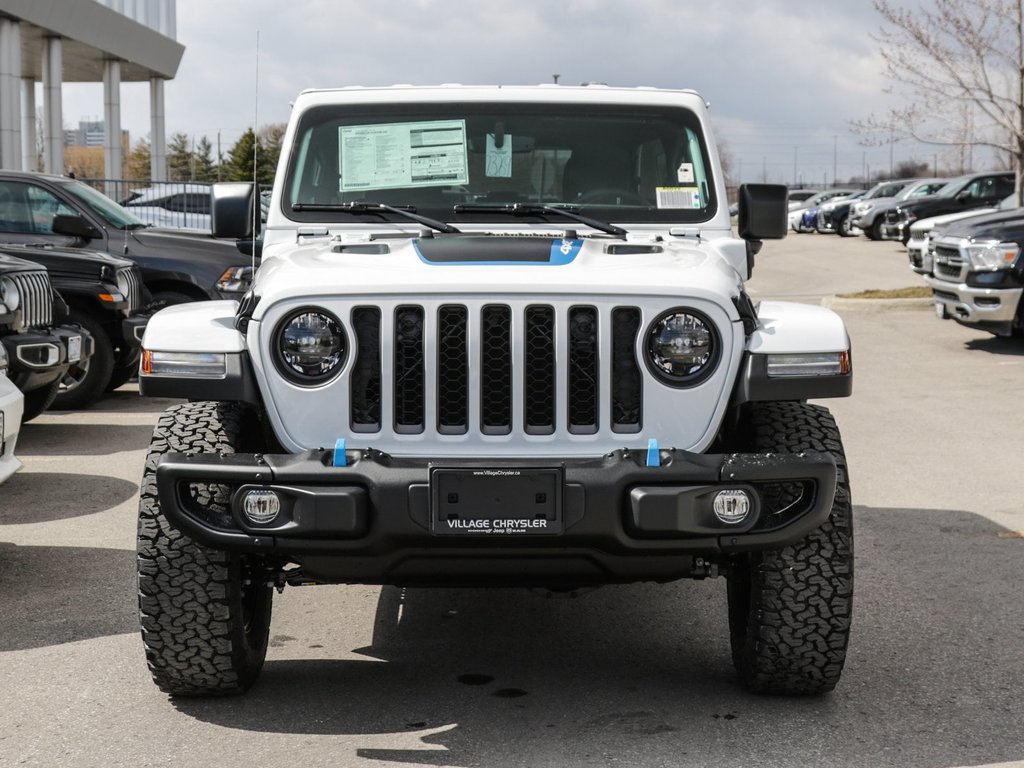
0,0,183,179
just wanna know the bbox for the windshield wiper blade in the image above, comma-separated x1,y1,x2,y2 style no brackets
453,202,627,238
291,202,460,234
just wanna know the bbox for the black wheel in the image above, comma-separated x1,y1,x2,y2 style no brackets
137,401,273,696
726,401,853,694
836,213,854,237
20,379,60,423
868,219,884,241
54,310,114,410
106,360,138,391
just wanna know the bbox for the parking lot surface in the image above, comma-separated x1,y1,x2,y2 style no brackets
1,234,1022,768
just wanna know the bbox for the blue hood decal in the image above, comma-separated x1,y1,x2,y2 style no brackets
414,236,582,266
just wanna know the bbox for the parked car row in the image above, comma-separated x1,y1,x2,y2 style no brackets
0,170,264,485
740,172,1023,340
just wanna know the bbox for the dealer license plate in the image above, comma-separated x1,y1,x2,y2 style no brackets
67,335,82,363
430,467,563,535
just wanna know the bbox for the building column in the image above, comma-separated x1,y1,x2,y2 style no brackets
41,36,63,175
22,79,37,171
0,18,23,171
149,76,166,181
103,59,123,188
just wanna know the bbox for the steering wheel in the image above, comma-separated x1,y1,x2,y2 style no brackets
575,188,648,206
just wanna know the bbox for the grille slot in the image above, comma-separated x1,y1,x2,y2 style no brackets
393,306,425,433
117,267,143,311
524,305,556,434
12,270,53,329
611,307,642,431
480,305,512,434
351,307,382,432
568,306,599,433
437,305,468,434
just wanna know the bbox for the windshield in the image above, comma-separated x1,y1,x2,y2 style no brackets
59,180,147,229
284,101,717,225
931,177,969,198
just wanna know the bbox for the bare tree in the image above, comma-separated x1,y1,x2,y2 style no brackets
854,0,1024,203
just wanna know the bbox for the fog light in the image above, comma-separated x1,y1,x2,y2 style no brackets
242,489,281,524
713,490,750,524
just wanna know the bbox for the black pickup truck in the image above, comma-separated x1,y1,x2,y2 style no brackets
0,253,94,421
0,244,149,408
881,171,1015,244
0,171,258,309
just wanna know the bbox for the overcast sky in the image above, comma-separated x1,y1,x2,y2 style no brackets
61,0,931,185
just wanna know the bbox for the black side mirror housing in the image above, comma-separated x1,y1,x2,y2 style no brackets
52,214,99,240
212,182,258,239
737,184,788,240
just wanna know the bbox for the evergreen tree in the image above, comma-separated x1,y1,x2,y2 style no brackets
193,136,217,182
224,128,274,183
125,138,152,181
167,132,193,181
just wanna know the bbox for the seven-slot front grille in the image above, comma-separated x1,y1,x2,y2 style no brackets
11,270,53,329
349,303,644,437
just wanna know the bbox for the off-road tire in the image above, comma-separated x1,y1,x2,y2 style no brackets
54,309,114,410
20,379,60,422
137,401,273,696
726,401,853,694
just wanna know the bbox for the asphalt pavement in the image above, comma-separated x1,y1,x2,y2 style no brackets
1,232,1022,768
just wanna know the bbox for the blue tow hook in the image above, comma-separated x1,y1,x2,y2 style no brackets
646,438,661,468
333,438,348,467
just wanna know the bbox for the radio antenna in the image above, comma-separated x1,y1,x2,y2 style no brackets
251,29,260,274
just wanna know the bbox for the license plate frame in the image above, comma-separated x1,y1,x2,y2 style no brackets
430,467,563,535
67,335,82,363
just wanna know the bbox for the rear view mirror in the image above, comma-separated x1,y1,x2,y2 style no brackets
211,183,258,239
737,184,788,240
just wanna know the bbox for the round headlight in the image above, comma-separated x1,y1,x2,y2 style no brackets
274,309,346,384
646,309,718,386
0,276,20,312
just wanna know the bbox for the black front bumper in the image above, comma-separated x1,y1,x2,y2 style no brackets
1,326,94,393
156,447,838,586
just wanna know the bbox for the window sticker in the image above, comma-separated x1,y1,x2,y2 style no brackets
485,133,513,178
338,120,469,191
677,163,694,183
656,187,702,209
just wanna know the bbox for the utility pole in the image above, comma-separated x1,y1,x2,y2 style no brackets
552,74,560,84
833,135,837,186
793,145,798,187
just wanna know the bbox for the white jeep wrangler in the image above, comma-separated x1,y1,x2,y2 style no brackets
136,85,853,697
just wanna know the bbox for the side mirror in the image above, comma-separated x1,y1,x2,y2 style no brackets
52,214,99,240
955,189,972,203
737,183,788,240
235,237,263,260
211,182,258,239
